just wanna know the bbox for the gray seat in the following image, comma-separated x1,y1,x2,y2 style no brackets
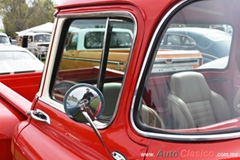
167,71,231,129
101,82,122,117
99,83,164,128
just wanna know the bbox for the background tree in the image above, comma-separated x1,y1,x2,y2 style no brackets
0,0,55,37
28,0,55,27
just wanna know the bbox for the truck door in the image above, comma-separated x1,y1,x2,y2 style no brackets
13,9,145,159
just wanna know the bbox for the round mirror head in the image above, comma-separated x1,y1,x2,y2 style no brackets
63,83,105,122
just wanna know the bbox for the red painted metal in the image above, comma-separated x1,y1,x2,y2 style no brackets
1,0,240,159
0,83,29,159
0,72,42,101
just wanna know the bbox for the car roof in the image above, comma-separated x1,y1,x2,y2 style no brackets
0,45,30,52
166,27,231,42
167,27,229,35
0,33,8,36
17,32,51,36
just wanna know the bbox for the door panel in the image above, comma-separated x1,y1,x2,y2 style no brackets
14,100,111,160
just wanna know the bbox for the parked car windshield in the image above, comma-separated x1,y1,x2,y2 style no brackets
0,35,10,44
34,34,51,42
0,46,44,73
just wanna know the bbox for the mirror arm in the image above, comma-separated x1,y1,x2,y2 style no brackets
82,111,113,158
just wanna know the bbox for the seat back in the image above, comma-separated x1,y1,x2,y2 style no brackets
101,82,122,117
168,71,231,129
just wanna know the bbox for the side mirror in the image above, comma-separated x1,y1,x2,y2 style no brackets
63,83,105,122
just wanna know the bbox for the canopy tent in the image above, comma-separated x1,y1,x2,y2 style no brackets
16,22,54,35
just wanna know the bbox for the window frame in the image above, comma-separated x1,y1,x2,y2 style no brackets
131,0,239,142
38,11,137,129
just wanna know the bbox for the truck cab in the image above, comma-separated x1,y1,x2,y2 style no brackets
3,0,240,159
16,32,51,59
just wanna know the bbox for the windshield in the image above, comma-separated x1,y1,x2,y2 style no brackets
0,35,10,44
34,34,51,42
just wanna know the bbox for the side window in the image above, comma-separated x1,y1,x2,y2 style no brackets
66,33,78,50
28,36,33,43
51,17,134,123
84,32,104,49
181,35,195,46
166,34,181,45
84,30,133,49
134,0,238,139
110,32,132,48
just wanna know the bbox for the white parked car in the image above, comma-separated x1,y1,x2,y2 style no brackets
0,33,11,45
0,45,44,74
16,32,51,59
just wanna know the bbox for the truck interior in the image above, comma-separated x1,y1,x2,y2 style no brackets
133,0,240,136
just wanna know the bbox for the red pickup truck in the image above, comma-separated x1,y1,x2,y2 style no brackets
2,0,240,159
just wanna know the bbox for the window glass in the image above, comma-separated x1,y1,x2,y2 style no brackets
84,31,104,49
0,35,10,44
66,33,78,50
34,34,51,42
29,36,33,42
136,0,239,137
167,34,181,45
84,31,132,49
52,18,134,123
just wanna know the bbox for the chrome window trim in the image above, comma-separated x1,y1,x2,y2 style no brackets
57,11,133,19
45,11,137,128
131,0,240,141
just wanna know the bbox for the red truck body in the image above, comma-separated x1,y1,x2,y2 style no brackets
1,0,240,159
0,72,42,101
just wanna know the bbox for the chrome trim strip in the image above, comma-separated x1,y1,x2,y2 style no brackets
131,0,240,141
57,11,132,19
62,56,123,65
